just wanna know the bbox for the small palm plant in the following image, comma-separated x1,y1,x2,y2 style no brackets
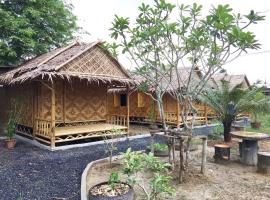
200,81,270,142
5,99,21,149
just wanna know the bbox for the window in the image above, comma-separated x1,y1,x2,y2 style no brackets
113,94,127,107
120,94,127,107
114,94,120,107
138,92,145,107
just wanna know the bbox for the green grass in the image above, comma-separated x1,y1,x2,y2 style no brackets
245,114,270,135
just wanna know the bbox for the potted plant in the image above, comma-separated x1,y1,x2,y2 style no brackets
89,172,135,200
153,143,169,157
5,112,17,149
5,99,21,149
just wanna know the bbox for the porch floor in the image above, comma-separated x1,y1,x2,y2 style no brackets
55,123,127,136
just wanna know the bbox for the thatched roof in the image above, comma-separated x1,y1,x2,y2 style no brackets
0,41,133,85
211,74,250,90
108,67,202,93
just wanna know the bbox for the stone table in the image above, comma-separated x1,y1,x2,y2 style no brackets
231,131,270,165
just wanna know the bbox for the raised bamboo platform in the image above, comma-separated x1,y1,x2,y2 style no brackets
55,123,126,136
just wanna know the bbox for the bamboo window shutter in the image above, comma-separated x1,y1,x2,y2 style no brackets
138,92,145,107
114,94,120,107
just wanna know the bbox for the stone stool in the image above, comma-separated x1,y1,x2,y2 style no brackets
257,152,270,174
214,144,231,162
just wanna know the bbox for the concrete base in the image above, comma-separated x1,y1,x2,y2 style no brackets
241,139,258,165
14,133,160,151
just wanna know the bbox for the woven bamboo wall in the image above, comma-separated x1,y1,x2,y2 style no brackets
2,84,35,128
37,80,107,123
129,92,151,117
0,86,8,134
163,93,178,113
38,83,52,121
64,80,107,122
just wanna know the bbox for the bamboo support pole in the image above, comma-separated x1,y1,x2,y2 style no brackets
51,83,56,148
63,81,66,123
201,137,207,174
168,139,172,164
176,100,180,128
106,85,109,121
32,84,37,140
126,86,130,136
150,132,155,154
204,104,208,124
172,137,175,170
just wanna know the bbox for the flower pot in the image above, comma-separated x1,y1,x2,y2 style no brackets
89,182,135,200
251,122,261,129
5,139,16,149
154,149,169,157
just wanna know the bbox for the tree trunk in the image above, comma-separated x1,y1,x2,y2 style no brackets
223,121,232,142
156,91,166,131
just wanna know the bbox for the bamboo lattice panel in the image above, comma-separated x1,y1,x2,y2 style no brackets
65,81,107,122
55,81,64,121
60,46,128,79
37,82,62,121
38,83,51,121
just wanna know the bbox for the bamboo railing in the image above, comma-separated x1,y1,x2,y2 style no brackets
155,112,178,124
156,111,207,125
107,114,128,127
35,118,52,138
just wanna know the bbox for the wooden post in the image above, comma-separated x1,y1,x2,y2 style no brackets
201,137,207,174
126,86,130,136
176,100,180,128
32,84,37,140
150,132,155,153
204,104,208,124
172,136,175,170
106,85,109,122
51,83,56,148
63,81,66,123
179,138,184,183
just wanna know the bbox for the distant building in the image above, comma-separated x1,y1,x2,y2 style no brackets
262,86,270,96
211,73,250,90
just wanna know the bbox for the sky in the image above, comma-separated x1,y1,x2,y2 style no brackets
70,0,270,84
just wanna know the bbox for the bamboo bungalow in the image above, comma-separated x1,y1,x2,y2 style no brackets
0,42,133,148
106,72,251,128
108,68,212,128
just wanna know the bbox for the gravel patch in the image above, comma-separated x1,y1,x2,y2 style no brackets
0,135,164,200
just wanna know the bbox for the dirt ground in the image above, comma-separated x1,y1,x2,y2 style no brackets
87,141,270,200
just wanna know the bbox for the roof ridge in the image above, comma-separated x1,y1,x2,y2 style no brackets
37,42,78,68
54,41,102,71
